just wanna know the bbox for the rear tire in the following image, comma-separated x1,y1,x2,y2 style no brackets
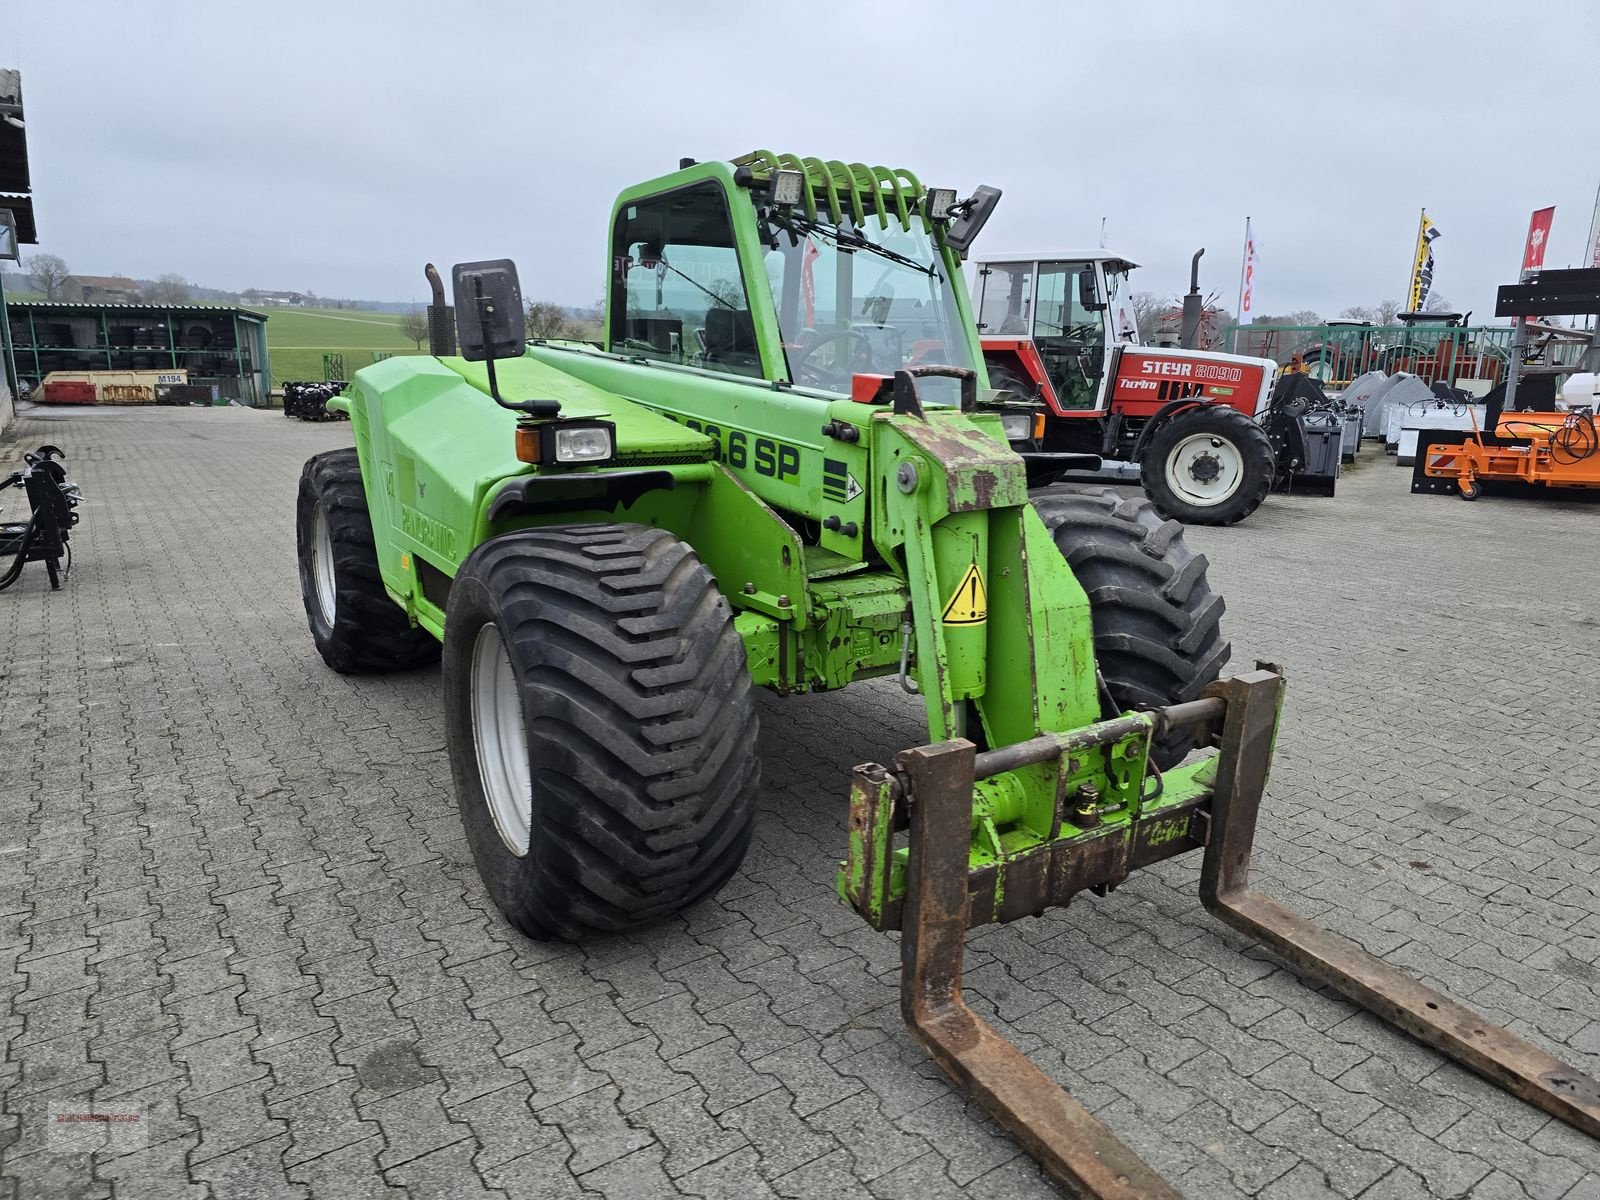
443,524,760,941
1034,485,1231,769
1140,406,1275,526
296,449,441,673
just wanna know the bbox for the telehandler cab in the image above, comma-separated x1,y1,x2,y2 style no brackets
296,151,1599,1196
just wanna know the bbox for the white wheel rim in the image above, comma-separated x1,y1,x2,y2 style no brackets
1164,432,1245,507
312,505,338,626
471,623,533,857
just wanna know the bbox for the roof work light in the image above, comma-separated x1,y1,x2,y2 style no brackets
770,169,805,208
924,188,957,221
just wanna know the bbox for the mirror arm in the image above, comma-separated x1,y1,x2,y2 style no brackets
475,287,561,419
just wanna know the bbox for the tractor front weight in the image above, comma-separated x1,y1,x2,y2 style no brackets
843,669,1600,1198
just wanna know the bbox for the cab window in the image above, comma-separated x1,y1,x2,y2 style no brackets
610,182,762,379
975,262,1034,336
1033,261,1107,410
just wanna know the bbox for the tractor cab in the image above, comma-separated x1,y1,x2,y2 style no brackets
603,155,1002,413
971,253,1138,412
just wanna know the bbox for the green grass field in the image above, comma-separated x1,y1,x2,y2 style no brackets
260,305,427,385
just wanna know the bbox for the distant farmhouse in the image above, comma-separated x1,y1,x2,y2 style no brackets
69,274,141,303
242,289,307,306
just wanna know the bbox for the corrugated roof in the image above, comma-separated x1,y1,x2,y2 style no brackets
12,299,269,319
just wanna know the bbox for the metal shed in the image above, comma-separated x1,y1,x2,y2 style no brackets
7,301,271,406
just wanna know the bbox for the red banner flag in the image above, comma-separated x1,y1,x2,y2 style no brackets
1522,207,1555,273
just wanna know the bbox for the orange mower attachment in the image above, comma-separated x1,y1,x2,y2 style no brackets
1414,407,1600,500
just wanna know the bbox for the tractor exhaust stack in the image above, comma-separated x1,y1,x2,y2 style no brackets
424,262,457,357
1179,247,1205,349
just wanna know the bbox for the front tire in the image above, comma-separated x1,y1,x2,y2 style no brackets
1140,406,1275,526
443,524,760,941
1035,486,1231,769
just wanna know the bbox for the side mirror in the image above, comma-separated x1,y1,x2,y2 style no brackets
451,259,526,362
1078,267,1104,312
943,185,1001,259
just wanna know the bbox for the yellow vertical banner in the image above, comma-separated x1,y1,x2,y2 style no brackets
1408,211,1440,312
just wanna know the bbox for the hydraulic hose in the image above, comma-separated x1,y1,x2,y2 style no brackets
0,515,37,592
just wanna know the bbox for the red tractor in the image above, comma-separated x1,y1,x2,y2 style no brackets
976,252,1278,524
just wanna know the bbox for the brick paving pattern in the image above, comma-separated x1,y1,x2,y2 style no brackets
1,404,1596,1199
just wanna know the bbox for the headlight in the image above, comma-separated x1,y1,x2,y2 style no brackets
553,423,614,463
1000,411,1033,441
517,419,617,466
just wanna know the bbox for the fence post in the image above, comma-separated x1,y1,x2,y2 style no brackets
1503,319,1528,406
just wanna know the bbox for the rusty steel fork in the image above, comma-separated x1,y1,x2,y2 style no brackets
897,736,1181,1200
1199,671,1600,1140
895,670,1600,1199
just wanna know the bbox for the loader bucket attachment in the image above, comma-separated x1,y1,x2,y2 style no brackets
848,669,1600,1198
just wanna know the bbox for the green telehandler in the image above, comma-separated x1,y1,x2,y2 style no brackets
296,152,1598,1196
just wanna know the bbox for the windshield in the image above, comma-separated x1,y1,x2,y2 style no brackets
761,209,976,406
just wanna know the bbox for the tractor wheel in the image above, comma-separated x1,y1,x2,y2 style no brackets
1035,485,1231,769
1140,406,1275,526
987,363,1035,402
442,524,760,941
296,449,441,674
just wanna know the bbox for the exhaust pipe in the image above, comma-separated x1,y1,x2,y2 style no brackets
1179,248,1205,349
425,263,457,357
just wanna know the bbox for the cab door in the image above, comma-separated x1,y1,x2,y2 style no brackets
1032,261,1111,411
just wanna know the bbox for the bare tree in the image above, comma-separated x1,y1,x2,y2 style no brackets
398,308,429,349
145,273,192,304
525,301,571,341
1130,291,1169,343
708,279,744,309
26,252,71,300
1422,293,1455,314
1339,300,1402,325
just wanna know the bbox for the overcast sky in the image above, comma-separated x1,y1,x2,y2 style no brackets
7,0,1599,319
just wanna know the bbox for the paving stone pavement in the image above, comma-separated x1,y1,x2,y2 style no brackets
1,403,1596,1200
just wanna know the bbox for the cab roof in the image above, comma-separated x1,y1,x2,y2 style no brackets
975,252,1140,273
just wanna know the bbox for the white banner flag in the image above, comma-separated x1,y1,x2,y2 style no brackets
1237,219,1259,324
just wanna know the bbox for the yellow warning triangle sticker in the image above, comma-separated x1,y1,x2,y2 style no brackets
941,564,988,626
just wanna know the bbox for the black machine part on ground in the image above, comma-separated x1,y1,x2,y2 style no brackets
1261,373,1343,497
0,445,82,592
283,380,350,422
